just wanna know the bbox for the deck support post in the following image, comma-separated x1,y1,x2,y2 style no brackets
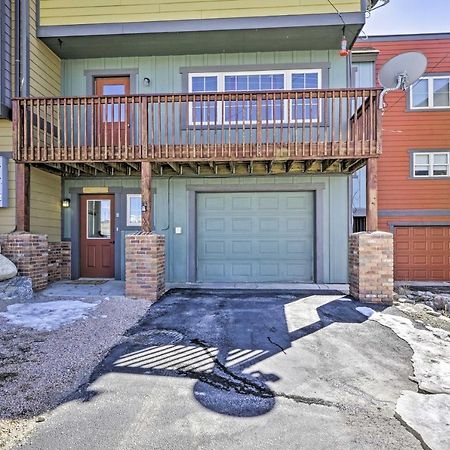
366,158,378,232
15,163,30,232
141,161,152,232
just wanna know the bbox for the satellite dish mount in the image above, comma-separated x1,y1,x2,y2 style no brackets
378,52,427,109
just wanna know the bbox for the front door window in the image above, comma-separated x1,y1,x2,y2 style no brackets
87,200,111,239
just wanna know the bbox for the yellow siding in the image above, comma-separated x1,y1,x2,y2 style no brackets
39,0,362,26
30,167,61,242
30,0,61,96
0,120,15,234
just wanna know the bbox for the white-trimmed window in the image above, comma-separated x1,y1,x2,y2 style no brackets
413,152,450,177
410,76,450,109
127,194,141,226
188,69,322,125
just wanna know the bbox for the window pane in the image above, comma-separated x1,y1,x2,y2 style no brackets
191,76,217,92
87,200,111,239
292,72,319,89
127,195,142,226
412,79,429,108
433,78,450,107
415,154,429,165
433,153,448,165
433,165,448,176
414,166,430,176
102,84,125,96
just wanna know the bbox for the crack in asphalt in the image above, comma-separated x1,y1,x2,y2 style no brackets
188,338,341,409
267,336,286,354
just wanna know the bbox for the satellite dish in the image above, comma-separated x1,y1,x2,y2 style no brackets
378,51,427,108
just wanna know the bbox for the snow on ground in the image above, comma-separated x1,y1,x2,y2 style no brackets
395,391,450,450
355,306,375,317
362,306,450,450
368,311,450,394
0,300,99,331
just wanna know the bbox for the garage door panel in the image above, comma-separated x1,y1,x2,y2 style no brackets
197,192,314,283
394,226,450,281
258,218,279,232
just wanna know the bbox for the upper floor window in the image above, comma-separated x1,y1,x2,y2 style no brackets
413,152,450,178
410,76,450,110
188,69,322,125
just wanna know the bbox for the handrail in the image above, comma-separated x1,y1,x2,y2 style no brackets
12,88,381,163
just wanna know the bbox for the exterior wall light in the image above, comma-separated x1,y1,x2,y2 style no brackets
62,198,71,208
143,77,151,87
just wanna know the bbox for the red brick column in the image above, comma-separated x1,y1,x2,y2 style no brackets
61,241,72,280
348,231,394,305
1,233,49,290
125,232,165,301
48,242,62,282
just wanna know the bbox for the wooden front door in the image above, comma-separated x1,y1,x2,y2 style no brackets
95,76,131,146
80,194,115,278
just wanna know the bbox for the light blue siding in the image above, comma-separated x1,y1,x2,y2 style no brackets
62,50,347,96
62,174,350,284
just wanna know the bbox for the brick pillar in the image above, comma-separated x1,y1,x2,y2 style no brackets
61,241,72,280
48,242,62,282
348,231,394,305
1,233,49,290
125,232,165,301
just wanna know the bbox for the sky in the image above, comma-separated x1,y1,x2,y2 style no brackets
362,0,450,36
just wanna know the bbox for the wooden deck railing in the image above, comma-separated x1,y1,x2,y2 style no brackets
12,88,382,163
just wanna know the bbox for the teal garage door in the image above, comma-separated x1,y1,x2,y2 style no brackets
196,192,315,282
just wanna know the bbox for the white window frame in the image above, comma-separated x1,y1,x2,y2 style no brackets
188,69,322,126
126,194,142,227
410,75,450,110
412,151,450,178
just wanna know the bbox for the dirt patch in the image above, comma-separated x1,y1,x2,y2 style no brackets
0,296,151,448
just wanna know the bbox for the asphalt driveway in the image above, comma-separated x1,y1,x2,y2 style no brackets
20,291,421,449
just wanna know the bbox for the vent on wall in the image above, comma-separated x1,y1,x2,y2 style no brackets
0,155,9,207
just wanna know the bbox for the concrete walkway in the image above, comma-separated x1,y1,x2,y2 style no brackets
19,291,421,450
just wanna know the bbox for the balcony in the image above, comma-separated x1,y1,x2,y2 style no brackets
12,88,382,176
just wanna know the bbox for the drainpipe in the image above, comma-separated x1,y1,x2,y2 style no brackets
14,0,20,97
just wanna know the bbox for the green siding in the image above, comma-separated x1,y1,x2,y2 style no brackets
62,50,347,96
62,174,350,284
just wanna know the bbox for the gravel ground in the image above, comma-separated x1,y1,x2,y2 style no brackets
0,295,151,449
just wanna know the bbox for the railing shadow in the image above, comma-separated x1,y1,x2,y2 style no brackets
68,291,385,418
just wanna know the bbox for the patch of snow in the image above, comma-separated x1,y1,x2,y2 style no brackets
368,312,450,394
395,391,450,450
0,300,98,331
356,306,376,317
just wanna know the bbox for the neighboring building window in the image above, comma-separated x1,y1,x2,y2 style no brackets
413,152,450,177
410,76,450,109
188,69,322,125
127,194,142,226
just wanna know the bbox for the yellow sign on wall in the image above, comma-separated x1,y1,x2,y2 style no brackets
83,187,109,193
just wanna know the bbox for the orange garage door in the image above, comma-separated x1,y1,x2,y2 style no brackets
394,226,450,281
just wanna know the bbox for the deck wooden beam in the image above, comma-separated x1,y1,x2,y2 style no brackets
366,158,378,232
141,161,152,233
15,163,30,232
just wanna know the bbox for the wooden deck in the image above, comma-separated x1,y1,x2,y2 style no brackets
12,88,382,174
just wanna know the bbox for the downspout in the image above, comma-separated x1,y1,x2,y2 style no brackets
14,0,20,97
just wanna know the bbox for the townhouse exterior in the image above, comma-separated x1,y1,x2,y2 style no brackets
0,1,392,302
353,33,450,281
